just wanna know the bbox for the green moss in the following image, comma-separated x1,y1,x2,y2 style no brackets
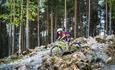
10,54,21,60
0,54,22,64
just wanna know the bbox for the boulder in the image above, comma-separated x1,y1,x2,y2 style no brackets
87,37,97,46
101,65,115,70
72,52,86,61
95,35,106,43
18,65,28,70
106,35,115,41
74,37,87,44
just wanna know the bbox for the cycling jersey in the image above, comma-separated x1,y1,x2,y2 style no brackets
58,31,71,42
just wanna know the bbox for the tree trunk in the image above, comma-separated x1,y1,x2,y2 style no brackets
109,1,112,34
50,9,53,42
8,24,12,55
87,0,90,37
46,0,50,44
22,23,25,51
11,25,15,54
19,24,22,55
0,21,9,58
11,0,16,54
37,0,40,46
74,0,77,38
19,0,23,55
106,0,108,32
26,0,29,49
64,0,67,31
54,10,57,41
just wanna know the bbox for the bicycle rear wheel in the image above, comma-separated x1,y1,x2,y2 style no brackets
50,45,64,56
70,42,82,52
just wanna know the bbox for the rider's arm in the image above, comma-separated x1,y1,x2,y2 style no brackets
58,36,61,40
60,34,66,40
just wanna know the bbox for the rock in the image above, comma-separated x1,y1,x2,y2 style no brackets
51,56,63,67
104,41,115,57
106,53,115,64
90,43,102,50
47,44,52,49
101,65,115,70
70,64,80,70
106,57,112,64
1,35,115,70
86,42,109,63
34,47,41,52
18,65,28,70
74,37,87,44
0,59,6,64
87,36,97,46
72,52,86,61
10,54,21,60
106,35,115,41
95,35,106,43
22,48,33,55
33,45,47,53
82,47,91,54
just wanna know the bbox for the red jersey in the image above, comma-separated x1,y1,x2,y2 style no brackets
59,31,68,39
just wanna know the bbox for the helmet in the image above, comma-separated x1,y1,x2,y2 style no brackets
57,28,63,32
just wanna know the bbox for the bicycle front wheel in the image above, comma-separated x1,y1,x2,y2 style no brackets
50,45,64,56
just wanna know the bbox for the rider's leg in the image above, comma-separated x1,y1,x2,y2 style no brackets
63,38,69,51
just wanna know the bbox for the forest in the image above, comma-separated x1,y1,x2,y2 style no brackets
0,0,115,70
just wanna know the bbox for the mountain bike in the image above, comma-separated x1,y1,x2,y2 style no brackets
50,41,65,56
50,40,81,56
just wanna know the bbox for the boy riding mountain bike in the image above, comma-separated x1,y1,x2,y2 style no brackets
57,28,71,42
50,28,81,56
